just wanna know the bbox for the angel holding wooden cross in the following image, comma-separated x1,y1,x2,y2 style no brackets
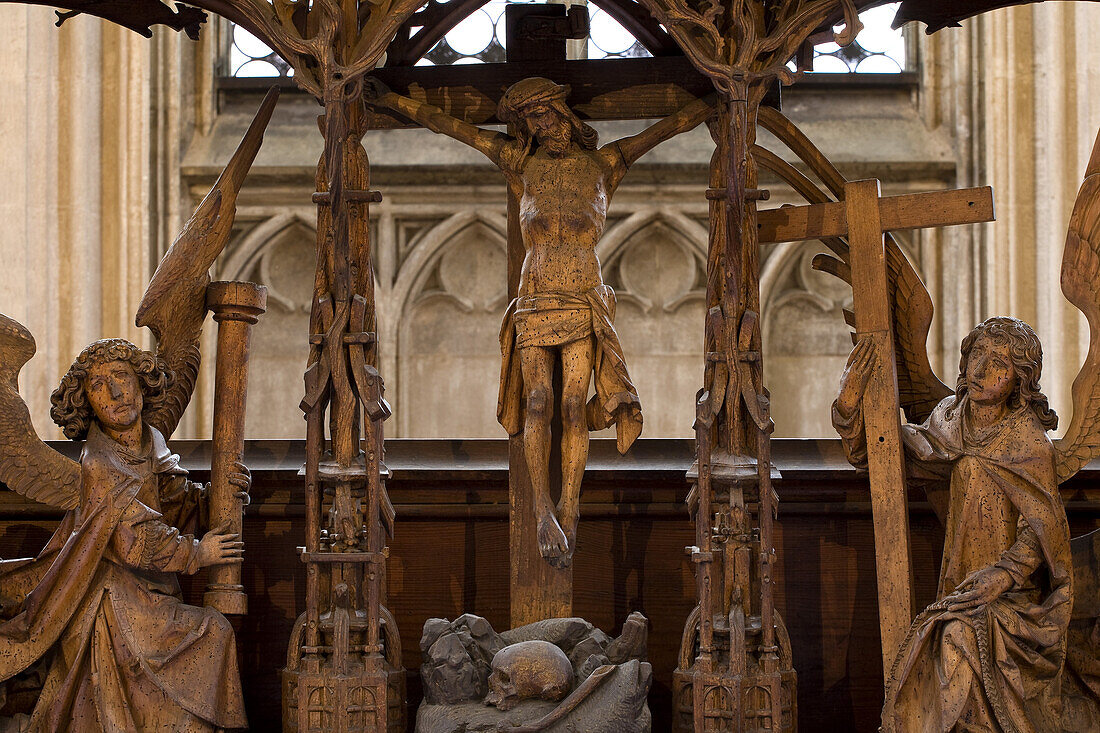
835,317,1073,732
822,132,1100,732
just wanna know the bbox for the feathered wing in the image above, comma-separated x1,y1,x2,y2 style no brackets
882,236,954,423
1054,128,1100,484
135,87,279,439
813,235,952,424
0,314,79,509
753,109,952,423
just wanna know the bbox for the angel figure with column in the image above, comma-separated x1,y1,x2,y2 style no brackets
0,90,278,733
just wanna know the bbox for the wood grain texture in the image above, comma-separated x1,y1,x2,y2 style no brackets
845,179,914,675
3,438,1099,731
204,281,267,616
366,57,751,128
757,186,994,245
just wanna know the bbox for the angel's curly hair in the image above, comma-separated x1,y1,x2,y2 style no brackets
50,339,171,440
953,316,1058,431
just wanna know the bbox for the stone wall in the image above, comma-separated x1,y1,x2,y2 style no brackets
4,8,1100,442
0,6,155,439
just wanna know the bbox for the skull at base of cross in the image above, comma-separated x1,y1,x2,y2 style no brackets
484,640,574,711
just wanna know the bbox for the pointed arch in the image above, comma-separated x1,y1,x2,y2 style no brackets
391,209,508,318
391,209,509,438
219,213,314,282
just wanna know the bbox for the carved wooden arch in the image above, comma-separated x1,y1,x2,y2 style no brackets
383,0,679,67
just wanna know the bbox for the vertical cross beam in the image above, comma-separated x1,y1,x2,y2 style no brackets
845,179,914,676
506,175,572,628
503,5,577,627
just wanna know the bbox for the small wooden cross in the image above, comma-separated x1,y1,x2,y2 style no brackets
757,180,995,676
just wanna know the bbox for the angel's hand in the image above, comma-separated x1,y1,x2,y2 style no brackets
837,337,876,419
944,566,1013,612
196,522,244,568
228,461,251,508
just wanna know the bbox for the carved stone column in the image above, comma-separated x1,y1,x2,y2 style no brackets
0,8,153,437
922,4,1100,413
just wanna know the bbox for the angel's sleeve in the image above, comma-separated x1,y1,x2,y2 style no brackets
994,516,1044,587
832,398,953,483
112,500,202,575
832,399,868,468
157,471,207,534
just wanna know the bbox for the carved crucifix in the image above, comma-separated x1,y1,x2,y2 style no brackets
758,180,995,674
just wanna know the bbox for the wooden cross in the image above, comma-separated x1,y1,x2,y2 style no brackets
757,180,995,676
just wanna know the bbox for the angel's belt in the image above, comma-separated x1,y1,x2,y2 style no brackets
512,285,614,350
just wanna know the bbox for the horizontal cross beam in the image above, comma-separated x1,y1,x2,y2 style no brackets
354,57,780,128
757,185,995,245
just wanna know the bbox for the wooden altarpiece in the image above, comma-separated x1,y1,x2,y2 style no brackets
0,0,1073,731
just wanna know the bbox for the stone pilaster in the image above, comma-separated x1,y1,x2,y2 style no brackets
929,4,1100,427
0,8,153,438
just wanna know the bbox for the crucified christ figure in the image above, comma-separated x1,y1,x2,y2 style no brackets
368,77,712,567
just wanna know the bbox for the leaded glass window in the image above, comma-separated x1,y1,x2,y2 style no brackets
810,3,907,73
226,1,908,78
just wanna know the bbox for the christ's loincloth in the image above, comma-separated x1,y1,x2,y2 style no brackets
497,284,643,454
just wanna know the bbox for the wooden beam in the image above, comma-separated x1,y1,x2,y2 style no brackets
845,179,914,678
756,185,994,245
506,152,571,626
364,57,780,128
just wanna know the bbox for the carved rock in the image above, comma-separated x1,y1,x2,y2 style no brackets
415,613,651,733
420,614,505,704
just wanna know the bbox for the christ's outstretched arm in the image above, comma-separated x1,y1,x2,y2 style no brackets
607,95,714,181
367,78,511,166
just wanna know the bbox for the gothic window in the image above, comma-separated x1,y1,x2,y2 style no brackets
809,2,908,73
415,0,651,65
230,22,293,78
225,2,909,79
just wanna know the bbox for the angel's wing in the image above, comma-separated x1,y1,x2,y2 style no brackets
813,235,952,424
0,314,79,509
754,108,952,424
136,87,279,439
882,236,954,423
1054,128,1100,484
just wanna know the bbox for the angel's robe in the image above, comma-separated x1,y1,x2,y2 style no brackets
0,423,246,732
834,395,1073,733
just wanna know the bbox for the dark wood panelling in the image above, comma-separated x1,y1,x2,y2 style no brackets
2,438,1098,731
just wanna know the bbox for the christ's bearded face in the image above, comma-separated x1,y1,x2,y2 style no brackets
524,103,572,156
84,359,143,433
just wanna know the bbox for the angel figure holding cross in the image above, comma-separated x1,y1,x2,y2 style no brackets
367,76,712,567
821,130,1100,732
836,319,1072,732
